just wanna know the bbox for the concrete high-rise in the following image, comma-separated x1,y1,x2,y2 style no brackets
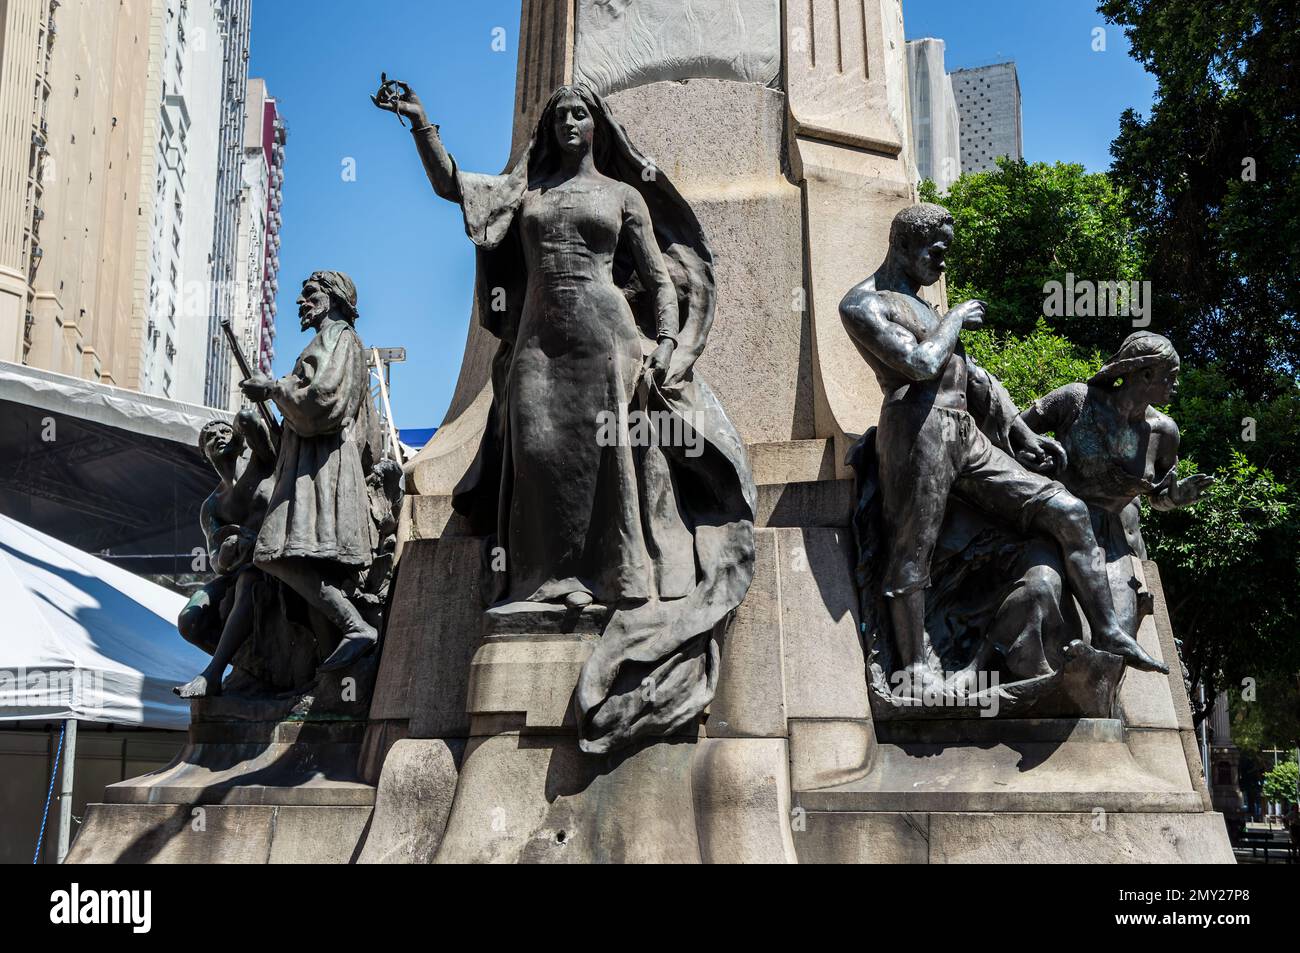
0,0,251,406
0,0,153,382
202,0,251,408
134,0,227,403
951,61,1023,175
217,76,283,411
905,38,960,193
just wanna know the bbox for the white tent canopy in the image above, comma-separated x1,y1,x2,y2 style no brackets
0,513,206,730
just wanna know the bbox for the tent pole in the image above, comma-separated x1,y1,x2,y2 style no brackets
56,719,77,863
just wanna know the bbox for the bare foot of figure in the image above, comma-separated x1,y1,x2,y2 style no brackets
564,591,593,611
319,623,379,672
1092,629,1169,674
947,666,982,696
891,662,946,700
173,673,222,698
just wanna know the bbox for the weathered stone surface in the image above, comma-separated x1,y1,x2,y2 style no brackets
693,738,797,863
574,0,781,95
67,803,372,864
434,733,702,864
798,719,1198,813
756,478,854,528
357,738,464,864
794,811,929,864
1143,559,1196,731
929,811,1235,864
1126,726,1199,792
1117,562,1180,729
1180,727,1215,811
789,719,875,791
396,538,484,739
709,529,786,738
777,527,867,720
103,718,374,807
748,438,836,486
466,632,597,732
608,80,812,446
794,810,1234,864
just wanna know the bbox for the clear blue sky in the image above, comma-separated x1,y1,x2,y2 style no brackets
249,0,1156,429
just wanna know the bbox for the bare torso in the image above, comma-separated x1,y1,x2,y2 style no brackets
854,285,968,411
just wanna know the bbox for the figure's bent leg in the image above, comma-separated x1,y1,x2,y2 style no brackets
175,570,259,697
257,557,378,672
1032,495,1167,674
986,564,1060,680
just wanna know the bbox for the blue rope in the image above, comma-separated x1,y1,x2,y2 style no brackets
33,722,66,864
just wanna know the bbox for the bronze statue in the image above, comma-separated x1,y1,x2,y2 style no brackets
1021,332,1212,638
374,79,755,753
840,203,1166,703
175,411,276,697
239,271,394,673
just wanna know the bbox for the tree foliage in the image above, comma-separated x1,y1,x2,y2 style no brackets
963,319,1101,408
1100,0,1300,399
1143,451,1300,744
920,160,1144,356
1260,758,1298,808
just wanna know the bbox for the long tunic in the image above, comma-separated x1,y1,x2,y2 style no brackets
254,318,379,567
504,180,692,605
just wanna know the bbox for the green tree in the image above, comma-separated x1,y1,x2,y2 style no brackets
1143,452,1300,740
963,320,1101,408
1100,0,1300,399
920,160,1144,356
1260,758,1298,809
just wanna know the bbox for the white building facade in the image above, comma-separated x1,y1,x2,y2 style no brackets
905,38,961,193
219,77,284,411
138,0,224,403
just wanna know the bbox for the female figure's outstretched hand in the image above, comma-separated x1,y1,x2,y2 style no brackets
371,73,427,127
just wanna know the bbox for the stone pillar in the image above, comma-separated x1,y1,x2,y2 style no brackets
406,0,921,497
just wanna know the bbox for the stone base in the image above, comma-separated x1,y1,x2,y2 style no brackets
413,601,798,864
794,810,1236,864
67,803,372,864
67,699,376,864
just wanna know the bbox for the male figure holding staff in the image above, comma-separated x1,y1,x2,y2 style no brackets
239,271,386,671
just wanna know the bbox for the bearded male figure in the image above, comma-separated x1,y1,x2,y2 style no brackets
239,271,388,672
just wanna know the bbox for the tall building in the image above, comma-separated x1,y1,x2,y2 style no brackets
0,0,154,381
905,38,961,193
202,0,250,408
951,61,1023,175
0,0,252,407
134,0,226,403
219,76,282,411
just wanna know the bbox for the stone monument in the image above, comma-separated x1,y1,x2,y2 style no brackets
68,272,404,863
68,1,1233,864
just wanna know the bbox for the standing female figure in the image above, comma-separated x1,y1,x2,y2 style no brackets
375,80,755,754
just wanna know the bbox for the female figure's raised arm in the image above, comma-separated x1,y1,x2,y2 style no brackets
372,76,461,203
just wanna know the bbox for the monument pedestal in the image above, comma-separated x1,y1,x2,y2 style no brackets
67,673,377,864
359,482,1231,864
